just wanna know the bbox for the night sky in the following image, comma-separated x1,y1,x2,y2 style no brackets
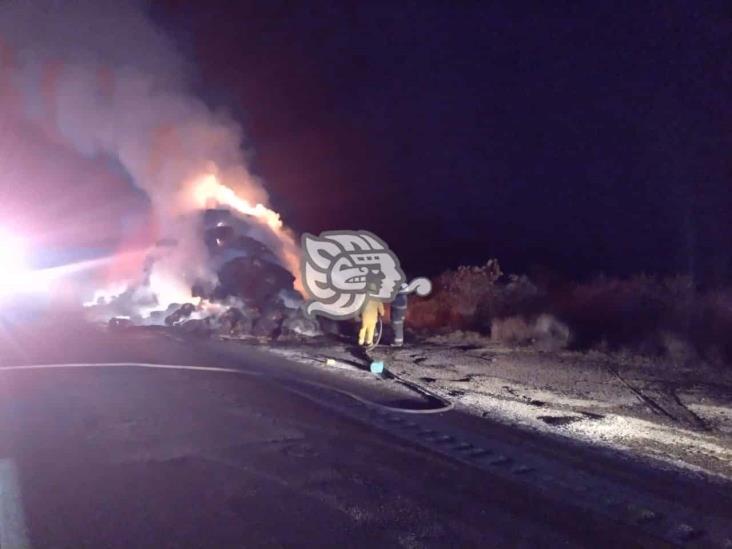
155,2,731,284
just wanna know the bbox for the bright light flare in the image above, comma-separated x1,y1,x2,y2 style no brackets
144,269,194,313
0,232,42,295
0,233,25,272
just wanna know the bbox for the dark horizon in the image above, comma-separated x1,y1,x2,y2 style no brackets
160,2,729,283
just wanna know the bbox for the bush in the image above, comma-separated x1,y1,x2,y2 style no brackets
491,314,571,351
490,315,533,345
686,289,732,366
406,262,732,366
408,259,502,331
408,259,548,334
555,274,670,350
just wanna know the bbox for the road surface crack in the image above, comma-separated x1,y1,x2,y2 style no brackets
607,367,709,431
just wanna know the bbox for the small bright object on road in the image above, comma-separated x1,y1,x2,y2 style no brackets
370,361,384,374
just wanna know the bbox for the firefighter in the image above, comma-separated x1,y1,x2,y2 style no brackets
358,297,384,347
390,283,408,346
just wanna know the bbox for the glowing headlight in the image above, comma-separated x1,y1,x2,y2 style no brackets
0,232,47,296
0,232,28,289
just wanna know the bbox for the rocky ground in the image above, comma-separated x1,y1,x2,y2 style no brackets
266,331,732,482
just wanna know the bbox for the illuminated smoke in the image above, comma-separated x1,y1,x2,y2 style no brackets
0,0,300,313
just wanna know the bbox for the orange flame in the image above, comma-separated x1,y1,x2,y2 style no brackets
191,173,303,293
193,173,283,232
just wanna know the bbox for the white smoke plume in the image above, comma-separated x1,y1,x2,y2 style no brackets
0,0,298,312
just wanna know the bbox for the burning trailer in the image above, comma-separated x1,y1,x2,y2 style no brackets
86,204,321,341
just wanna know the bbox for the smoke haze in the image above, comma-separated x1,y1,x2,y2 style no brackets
0,0,289,305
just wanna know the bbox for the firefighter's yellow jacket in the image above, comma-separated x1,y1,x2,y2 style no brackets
358,299,384,346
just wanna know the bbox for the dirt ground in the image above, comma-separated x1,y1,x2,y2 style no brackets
268,331,732,481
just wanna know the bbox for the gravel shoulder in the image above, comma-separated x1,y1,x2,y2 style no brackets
268,333,732,481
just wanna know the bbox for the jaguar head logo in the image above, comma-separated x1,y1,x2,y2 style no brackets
301,230,406,320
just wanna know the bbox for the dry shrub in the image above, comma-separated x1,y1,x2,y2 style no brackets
490,316,533,344
534,313,572,351
408,260,550,333
685,290,732,366
556,274,670,351
477,274,546,322
554,274,732,365
491,314,571,351
408,259,502,330
408,261,732,366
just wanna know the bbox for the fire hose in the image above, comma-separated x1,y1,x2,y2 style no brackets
364,317,383,351
359,318,452,413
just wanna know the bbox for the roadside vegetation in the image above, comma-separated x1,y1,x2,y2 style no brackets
408,260,732,368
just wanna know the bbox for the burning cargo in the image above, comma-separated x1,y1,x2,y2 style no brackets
91,204,319,340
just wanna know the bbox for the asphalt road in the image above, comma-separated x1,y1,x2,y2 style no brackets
0,320,729,547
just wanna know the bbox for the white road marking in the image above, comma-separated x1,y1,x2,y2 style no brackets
0,362,245,374
0,459,30,549
0,363,453,414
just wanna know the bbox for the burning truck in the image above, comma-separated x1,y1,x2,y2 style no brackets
85,175,321,340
